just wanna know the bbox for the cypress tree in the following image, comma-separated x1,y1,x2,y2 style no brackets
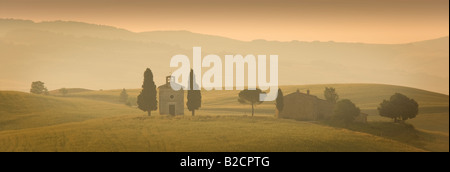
137,68,158,116
186,69,202,116
276,88,284,113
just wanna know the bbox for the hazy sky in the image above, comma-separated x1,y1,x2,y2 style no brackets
0,0,448,43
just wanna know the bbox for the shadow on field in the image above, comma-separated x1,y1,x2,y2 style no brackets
319,121,449,152
201,107,275,115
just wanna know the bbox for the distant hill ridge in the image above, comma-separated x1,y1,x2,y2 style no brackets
1,19,447,44
0,19,448,95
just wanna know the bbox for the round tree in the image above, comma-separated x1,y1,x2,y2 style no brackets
30,81,49,95
378,93,418,122
238,89,263,117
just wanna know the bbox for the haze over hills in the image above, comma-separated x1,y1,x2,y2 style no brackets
0,19,448,94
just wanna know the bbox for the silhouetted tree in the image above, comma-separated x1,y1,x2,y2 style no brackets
334,99,360,124
120,88,128,103
186,69,201,116
378,93,419,123
59,88,68,96
324,87,339,104
137,68,158,116
238,89,263,117
30,81,48,95
276,88,284,113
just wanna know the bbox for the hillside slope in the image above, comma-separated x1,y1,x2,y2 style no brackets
0,91,141,131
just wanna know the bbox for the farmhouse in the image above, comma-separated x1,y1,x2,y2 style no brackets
278,90,334,120
159,76,184,115
278,89,368,123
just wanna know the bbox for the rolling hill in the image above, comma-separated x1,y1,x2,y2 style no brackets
0,19,448,152
0,91,141,131
0,84,447,152
0,19,448,95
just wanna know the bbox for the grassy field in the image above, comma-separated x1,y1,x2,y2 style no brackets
0,84,448,152
0,115,425,152
0,91,141,131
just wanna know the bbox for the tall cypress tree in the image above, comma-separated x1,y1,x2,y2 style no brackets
276,88,284,113
137,68,158,116
186,69,202,116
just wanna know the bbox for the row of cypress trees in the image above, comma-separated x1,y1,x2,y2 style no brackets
136,68,201,116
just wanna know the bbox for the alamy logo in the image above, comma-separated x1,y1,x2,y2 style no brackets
170,47,278,101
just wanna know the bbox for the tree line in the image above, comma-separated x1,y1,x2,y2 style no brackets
30,68,419,123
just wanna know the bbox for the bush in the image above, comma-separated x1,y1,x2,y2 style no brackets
334,99,360,124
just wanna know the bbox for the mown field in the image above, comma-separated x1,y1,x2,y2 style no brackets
0,84,448,152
